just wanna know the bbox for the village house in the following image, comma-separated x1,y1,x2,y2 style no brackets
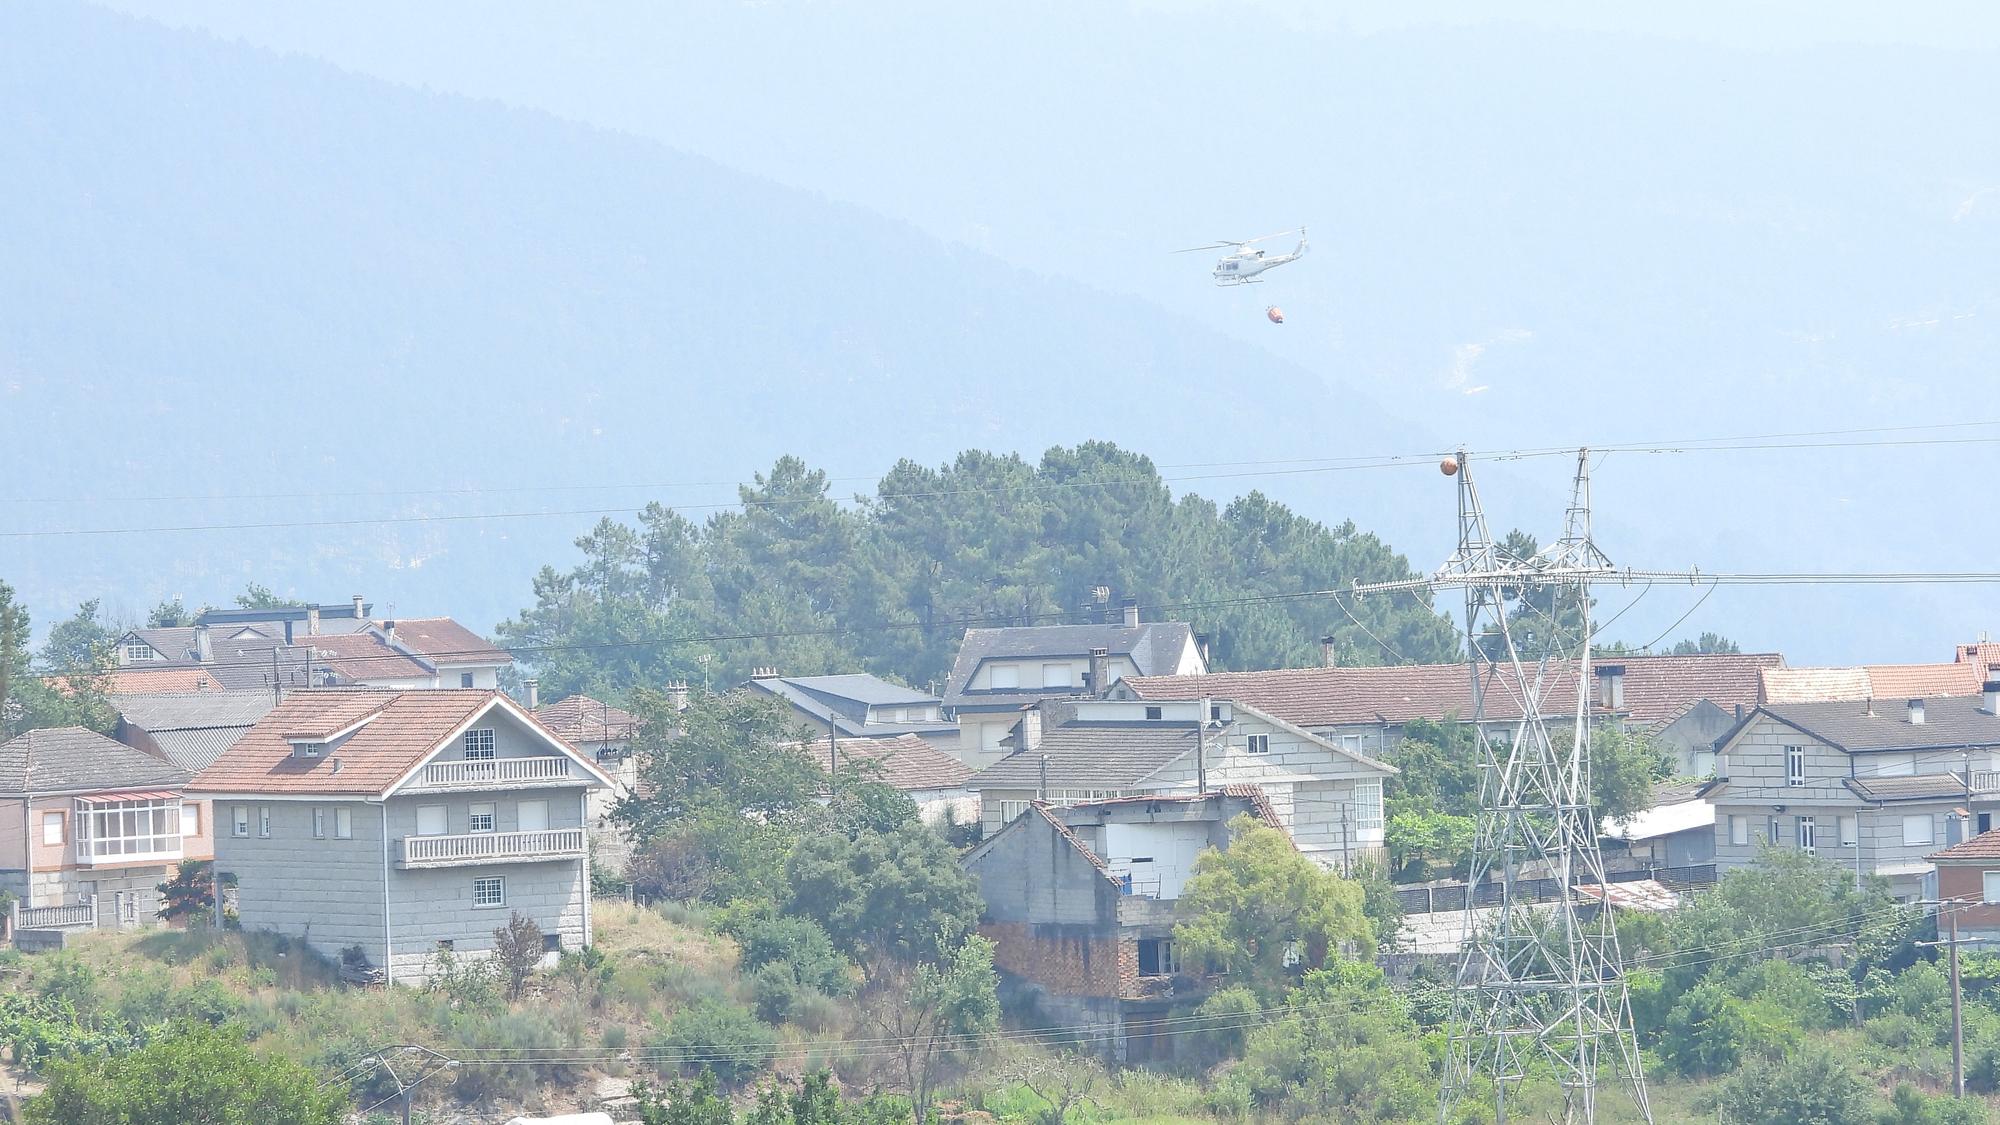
1760,640,2000,705
107,597,512,695
1599,779,1718,874
530,686,651,873
1117,650,1780,777
1708,688,2000,898
817,733,979,827
961,788,1278,1063
743,671,956,751
0,727,207,930
111,691,275,772
1927,830,2000,946
965,696,1393,870
944,606,1207,769
189,688,613,983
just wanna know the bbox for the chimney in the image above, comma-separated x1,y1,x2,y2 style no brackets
667,680,690,712
1194,632,1212,666
1038,754,1051,801
524,678,539,709
1321,634,1338,668
1908,698,1926,726
352,594,365,620
383,620,397,643
1017,707,1044,754
283,618,294,644
1121,597,1140,628
1986,680,2000,716
1088,647,1110,698
306,606,320,636
193,624,212,663
752,667,779,680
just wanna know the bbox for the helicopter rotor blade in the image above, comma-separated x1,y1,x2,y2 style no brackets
1238,226,1306,246
1171,241,1236,254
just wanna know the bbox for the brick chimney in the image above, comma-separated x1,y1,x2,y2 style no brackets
1321,634,1338,668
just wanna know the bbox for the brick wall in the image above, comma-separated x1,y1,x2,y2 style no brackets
1936,865,2000,933
981,920,1135,998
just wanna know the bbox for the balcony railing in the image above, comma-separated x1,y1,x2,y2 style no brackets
414,755,576,789
397,828,587,869
75,843,184,868
14,900,96,930
1971,770,2000,794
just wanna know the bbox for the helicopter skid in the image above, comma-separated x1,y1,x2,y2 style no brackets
1213,277,1263,287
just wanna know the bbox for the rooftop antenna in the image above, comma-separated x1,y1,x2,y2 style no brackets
1356,449,1679,1125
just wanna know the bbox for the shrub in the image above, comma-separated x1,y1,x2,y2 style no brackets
750,962,804,1024
1660,982,1746,1078
1711,1044,1868,1125
724,913,853,996
493,912,546,1000
448,1007,581,1102
653,1000,776,1086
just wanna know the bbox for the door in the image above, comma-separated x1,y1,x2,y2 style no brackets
518,800,549,832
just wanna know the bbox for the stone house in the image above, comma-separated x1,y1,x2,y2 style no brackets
817,733,979,828
961,788,1277,1062
190,688,613,983
1117,651,1780,778
0,727,206,928
1708,690,2000,898
943,609,1207,770
744,671,957,752
965,697,1393,870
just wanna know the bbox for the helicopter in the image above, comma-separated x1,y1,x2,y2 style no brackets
1175,227,1309,286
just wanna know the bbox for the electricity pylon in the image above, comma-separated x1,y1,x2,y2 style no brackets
1357,450,1651,1125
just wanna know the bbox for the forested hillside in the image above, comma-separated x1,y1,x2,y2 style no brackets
498,442,1460,697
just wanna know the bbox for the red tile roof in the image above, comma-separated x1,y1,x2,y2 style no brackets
534,694,641,744
1931,829,2000,863
1125,653,1781,728
91,667,223,694
302,633,434,680
1762,663,1982,704
376,618,511,666
189,689,593,796
825,734,975,792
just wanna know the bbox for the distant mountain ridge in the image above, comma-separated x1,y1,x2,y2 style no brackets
0,1,1427,636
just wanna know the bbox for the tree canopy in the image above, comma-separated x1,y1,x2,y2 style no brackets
25,1022,347,1125
498,444,1461,698
1173,815,1372,999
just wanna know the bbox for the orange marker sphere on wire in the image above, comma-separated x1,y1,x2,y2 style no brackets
1441,457,1460,476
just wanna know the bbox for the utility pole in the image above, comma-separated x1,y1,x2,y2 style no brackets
1952,904,1965,1099
1196,695,1209,797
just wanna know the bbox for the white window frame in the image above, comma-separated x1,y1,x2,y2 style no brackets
293,741,324,759
1797,816,1816,857
232,806,250,838
334,807,353,840
1138,937,1181,977
258,806,271,838
469,803,496,833
1728,815,1748,846
312,808,326,839
1785,745,1805,787
77,799,184,860
41,811,64,845
988,663,1020,690
1903,814,1935,847
1839,816,1857,847
463,729,496,760
1245,734,1271,755
181,803,200,837
472,876,506,908
1352,780,1385,831
123,642,156,663
1984,871,2000,905
1341,734,1363,753
996,800,1031,824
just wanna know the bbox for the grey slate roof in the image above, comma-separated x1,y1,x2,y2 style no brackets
745,674,953,738
129,627,200,661
944,622,1195,712
966,721,1205,790
1752,696,2000,753
111,692,275,772
0,727,191,794
1845,774,1975,803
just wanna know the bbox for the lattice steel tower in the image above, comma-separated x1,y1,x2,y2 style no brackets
1357,449,1651,1124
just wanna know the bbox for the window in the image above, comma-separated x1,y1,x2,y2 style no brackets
312,808,326,839
1785,745,1805,787
293,741,324,759
416,805,447,836
1797,816,1816,857
123,642,156,662
1245,734,1270,755
76,800,183,859
1869,754,1916,777
542,933,562,953
41,811,64,845
997,800,1031,824
1352,780,1384,831
988,664,1019,690
334,807,353,840
232,806,250,838
1766,817,1779,845
463,729,496,759
469,803,495,833
472,876,506,907
1986,872,2000,904
1903,814,1935,847
1729,815,1749,846
258,806,271,838
1341,734,1363,753
436,939,455,952
181,804,200,837
1041,662,1072,688
518,800,549,832
1137,938,1180,977
1141,705,1163,720
1839,816,1857,847
460,672,475,688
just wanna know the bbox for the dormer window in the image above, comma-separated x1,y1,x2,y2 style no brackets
123,642,156,663
292,741,325,759
464,728,496,760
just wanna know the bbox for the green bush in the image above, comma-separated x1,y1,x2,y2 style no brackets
1711,1044,1869,1125
723,912,855,997
448,1007,582,1102
652,999,776,1086
750,961,805,1024
1660,981,1747,1078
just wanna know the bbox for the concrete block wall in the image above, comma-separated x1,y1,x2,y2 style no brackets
215,800,389,970
980,920,1131,999
385,857,588,982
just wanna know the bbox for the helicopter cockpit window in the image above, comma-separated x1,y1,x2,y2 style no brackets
1224,261,1238,270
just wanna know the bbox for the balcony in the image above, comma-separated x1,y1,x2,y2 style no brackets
1971,770,2000,794
397,828,587,869
411,755,579,790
